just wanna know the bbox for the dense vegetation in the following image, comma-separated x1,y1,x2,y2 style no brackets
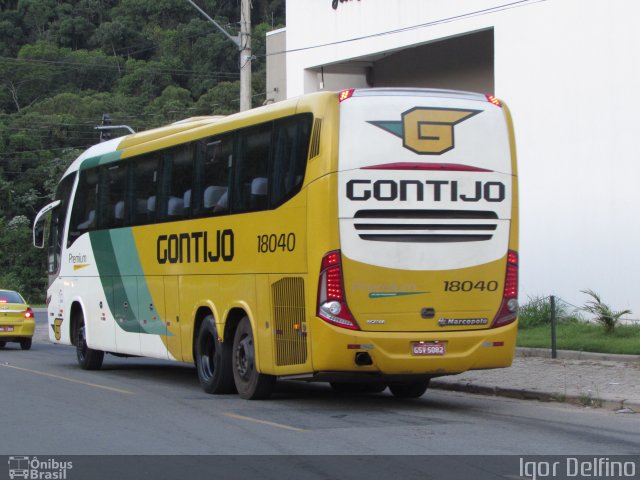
0,0,284,302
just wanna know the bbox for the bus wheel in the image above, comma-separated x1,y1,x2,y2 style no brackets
196,315,235,394
0,341,6,348
19,338,32,350
75,315,104,370
389,380,430,399
232,317,275,400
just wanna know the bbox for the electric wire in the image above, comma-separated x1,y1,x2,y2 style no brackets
259,0,547,58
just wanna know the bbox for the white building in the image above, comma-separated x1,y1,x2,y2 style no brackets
266,0,640,318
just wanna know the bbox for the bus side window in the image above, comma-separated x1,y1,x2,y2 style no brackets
68,168,99,246
270,114,313,208
195,135,232,217
162,143,194,221
232,123,271,213
132,155,160,225
103,163,127,229
49,173,75,273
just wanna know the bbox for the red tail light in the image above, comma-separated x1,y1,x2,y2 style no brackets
338,89,355,102
317,250,359,330
486,94,502,107
24,307,34,319
492,250,518,328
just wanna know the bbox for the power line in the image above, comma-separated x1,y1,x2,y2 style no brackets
0,56,240,79
112,24,236,57
0,145,90,157
259,0,547,58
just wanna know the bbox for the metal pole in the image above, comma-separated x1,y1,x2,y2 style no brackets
239,0,252,111
550,295,557,359
186,0,240,48
185,0,250,111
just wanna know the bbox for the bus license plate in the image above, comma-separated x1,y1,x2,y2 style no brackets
412,342,445,356
0,326,14,332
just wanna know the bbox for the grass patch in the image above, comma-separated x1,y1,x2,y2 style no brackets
517,321,640,355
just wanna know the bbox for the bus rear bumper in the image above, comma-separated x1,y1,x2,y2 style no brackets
310,319,518,377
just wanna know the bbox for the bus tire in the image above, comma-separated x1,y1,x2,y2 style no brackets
0,341,6,348
196,315,235,394
75,314,104,370
389,379,430,399
232,316,275,400
20,338,32,350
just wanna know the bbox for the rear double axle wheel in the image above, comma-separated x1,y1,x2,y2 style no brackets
232,317,275,400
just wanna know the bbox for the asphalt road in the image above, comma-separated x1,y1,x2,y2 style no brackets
1,311,639,479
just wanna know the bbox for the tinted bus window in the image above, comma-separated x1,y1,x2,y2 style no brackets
232,123,271,213
195,134,233,216
132,155,160,225
68,169,99,246
48,173,75,273
162,144,195,221
270,114,312,208
103,163,128,229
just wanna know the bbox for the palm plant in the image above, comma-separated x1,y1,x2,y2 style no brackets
580,289,632,334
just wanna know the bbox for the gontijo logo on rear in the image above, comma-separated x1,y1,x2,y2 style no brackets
369,107,480,155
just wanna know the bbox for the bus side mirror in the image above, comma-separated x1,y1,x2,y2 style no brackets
33,200,60,249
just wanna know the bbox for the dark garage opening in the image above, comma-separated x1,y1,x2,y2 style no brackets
370,28,495,93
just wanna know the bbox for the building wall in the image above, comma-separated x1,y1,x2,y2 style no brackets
280,0,640,317
265,27,287,103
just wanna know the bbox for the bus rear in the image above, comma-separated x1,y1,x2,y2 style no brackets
313,88,518,390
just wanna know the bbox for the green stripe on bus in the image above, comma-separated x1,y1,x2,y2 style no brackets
90,229,170,336
369,291,430,298
79,150,122,171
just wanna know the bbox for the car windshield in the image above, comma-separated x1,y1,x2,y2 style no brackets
0,290,25,303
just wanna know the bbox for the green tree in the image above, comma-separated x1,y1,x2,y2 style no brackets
194,81,239,115
51,14,96,50
0,216,47,302
144,85,194,123
115,58,173,99
17,0,57,41
90,20,148,58
0,10,27,57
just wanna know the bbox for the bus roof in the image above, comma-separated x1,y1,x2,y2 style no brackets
61,93,328,178
61,88,495,179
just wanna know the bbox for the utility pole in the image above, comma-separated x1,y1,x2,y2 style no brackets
239,0,252,112
186,0,252,112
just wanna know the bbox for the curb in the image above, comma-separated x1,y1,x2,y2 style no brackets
516,347,640,364
429,379,640,412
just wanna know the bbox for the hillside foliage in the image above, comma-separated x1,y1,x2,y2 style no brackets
0,0,285,302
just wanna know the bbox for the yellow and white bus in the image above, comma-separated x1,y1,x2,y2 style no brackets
33,88,518,399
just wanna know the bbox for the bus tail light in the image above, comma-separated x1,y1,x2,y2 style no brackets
338,89,355,102
486,94,502,107
492,250,518,328
317,250,360,330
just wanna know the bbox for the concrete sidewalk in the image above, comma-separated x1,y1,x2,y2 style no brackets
430,348,640,411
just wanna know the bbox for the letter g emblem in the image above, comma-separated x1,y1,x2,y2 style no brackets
402,107,479,155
